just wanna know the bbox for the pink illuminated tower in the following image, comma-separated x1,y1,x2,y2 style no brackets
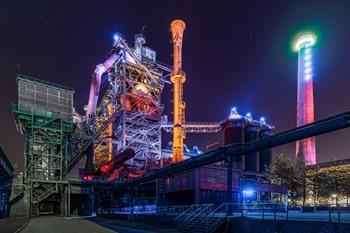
295,34,317,165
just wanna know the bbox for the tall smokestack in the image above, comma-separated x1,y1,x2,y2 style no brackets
295,33,317,165
170,19,186,163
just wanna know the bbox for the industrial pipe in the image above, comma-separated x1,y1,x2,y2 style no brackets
98,148,135,174
120,110,350,187
87,53,119,116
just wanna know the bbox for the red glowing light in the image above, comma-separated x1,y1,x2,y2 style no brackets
296,43,316,165
83,175,93,181
100,163,113,173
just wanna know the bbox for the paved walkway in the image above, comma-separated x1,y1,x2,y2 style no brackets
20,216,117,233
90,217,178,233
17,216,178,233
0,217,29,233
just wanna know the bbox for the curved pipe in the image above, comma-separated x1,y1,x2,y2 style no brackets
98,148,135,174
87,53,119,116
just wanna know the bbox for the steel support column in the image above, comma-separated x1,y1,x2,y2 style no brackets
155,179,159,206
227,160,233,216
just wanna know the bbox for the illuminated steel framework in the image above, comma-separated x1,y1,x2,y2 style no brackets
92,35,165,170
162,121,222,133
295,34,317,165
12,75,74,215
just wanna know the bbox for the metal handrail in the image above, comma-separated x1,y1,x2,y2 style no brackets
174,204,201,221
157,204,193,215
182,204,215,231
97,203,350,225
179,204,214,225
176,205,202,223
201,203,227,233
32,185,56,204
179,205,206,224
164,205,182,213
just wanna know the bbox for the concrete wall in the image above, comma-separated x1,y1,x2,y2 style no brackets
0,182,11,218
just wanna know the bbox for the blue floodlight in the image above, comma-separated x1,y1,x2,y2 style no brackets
242,189,254,196
113,33,121,42
260,117,266,124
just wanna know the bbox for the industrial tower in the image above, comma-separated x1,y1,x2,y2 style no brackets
295,34,317,165
12,33,170,216
13,75,74,216
85,34,167,171
170,19,186,163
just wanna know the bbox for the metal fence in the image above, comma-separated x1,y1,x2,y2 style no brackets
222,203,350,223
98,203,350,223
97,204,202,215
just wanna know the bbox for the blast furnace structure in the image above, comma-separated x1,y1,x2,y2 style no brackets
11,19,279,217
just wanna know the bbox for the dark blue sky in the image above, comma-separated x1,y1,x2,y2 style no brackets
1,0,350,171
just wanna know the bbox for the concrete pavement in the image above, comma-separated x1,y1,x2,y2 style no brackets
11,216,178,233
0,217,29,233
20,216,117,233
90,217,178,233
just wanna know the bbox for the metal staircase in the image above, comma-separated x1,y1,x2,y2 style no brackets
175,204,215,232
174,204,203,223
195,203,229,233
32,183,57,204
175,203,228,233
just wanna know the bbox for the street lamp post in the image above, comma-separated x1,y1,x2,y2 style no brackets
331,193,338,207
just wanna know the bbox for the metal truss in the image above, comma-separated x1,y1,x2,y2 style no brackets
67,108,121,170
13,104,73,210
93,40,164,170
162,121,222,133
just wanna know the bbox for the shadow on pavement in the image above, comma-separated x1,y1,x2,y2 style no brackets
0,217,30,233
88,216,179,233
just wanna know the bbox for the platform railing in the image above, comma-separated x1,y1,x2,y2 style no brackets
179,204,215,232
157,204,195,215
214,203,350,223
97,203,350,225
177,204,214,225
174,204,201,222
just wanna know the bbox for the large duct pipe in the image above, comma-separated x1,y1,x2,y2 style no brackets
87,53,119,116
170,19,186,163
98,148,135,174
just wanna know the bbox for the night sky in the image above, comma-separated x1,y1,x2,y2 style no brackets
1,0,350,172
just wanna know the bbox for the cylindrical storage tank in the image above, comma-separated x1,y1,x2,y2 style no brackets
259,128,272,172
244,123,259,171
222,118,245,145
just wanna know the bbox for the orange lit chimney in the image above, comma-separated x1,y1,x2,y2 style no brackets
170,19,186,163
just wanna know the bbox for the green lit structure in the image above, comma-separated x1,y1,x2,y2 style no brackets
12,74,74,216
